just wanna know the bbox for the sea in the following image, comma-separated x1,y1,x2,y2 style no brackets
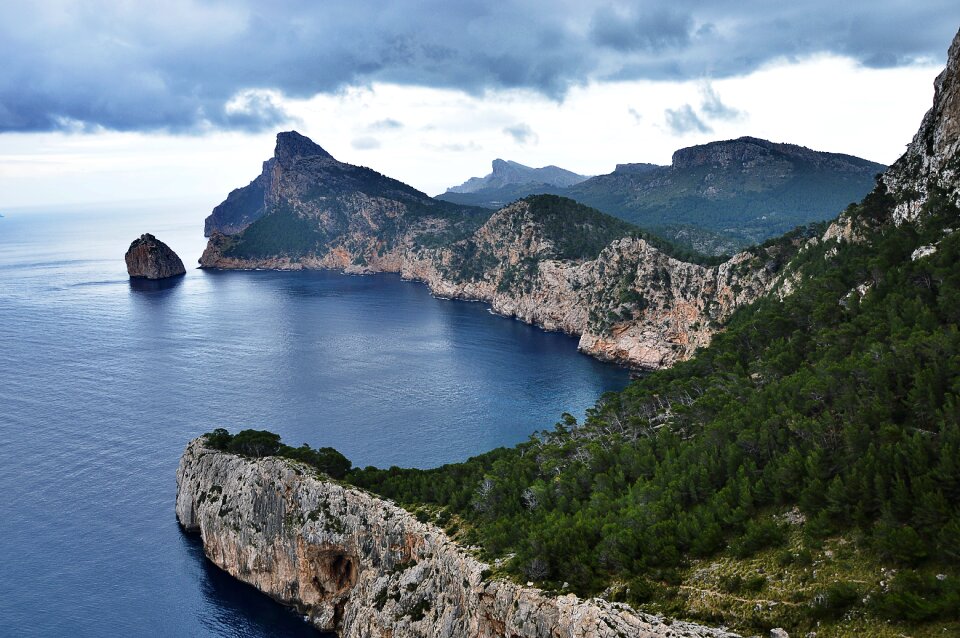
0,203,629,637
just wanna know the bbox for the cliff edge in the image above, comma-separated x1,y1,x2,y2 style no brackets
176,437,739,638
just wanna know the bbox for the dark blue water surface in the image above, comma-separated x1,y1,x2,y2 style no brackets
0,205,628,637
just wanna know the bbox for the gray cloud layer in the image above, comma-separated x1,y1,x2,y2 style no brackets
1,1,957,133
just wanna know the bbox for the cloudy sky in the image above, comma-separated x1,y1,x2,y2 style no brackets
1,1,958,210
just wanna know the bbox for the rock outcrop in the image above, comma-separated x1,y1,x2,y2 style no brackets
124,233,186,279
177,437,739,638
883,27,960,224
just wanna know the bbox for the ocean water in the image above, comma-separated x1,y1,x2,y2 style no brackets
0,204,629,637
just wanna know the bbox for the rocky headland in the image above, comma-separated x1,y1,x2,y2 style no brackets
177,437,740,638
199,133,808,370
125,233,186,279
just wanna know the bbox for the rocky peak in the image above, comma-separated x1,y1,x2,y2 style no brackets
274,130,335,166
446,159,588,194
883,28,960,223
670,136,872,172
125,233,186,279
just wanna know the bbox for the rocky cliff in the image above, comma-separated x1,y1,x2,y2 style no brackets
883,28,960,223
177,437,739,638
202,189,801,369
199,131,806,370
124,233,185,279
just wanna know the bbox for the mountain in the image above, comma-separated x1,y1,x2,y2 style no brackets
447,159,589,193
188,27,960,638
347,26,960,637
437,159,590,209
201,134,805,369
566,136,885,252
436,139,884,255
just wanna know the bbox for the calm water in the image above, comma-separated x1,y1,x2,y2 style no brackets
0,204,628,637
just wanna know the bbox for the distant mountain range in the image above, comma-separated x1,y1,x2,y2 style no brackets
438,138,885,254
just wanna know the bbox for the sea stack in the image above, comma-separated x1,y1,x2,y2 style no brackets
125,233,186,279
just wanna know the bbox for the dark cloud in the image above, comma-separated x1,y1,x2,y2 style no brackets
665,105,712,134
0,1,957,133
503,123,538,144
590,7,694,52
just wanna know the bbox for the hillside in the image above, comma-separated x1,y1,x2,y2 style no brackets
346,27,960,637
569,137,884,252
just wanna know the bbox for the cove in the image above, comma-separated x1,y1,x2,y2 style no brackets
0,206,628,636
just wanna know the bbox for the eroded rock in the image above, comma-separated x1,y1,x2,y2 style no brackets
125,233,186,279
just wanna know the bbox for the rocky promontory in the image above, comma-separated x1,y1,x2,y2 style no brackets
125,233,186,279
198,130,805,370
176,437,739,638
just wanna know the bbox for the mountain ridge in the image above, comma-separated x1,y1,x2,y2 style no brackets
437,136,884,254
445,158,589,195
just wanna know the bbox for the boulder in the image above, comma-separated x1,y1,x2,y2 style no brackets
125,233,186,279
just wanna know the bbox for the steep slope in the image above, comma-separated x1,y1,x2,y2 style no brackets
350,27,960,638
566,137,884,252
201,135,802,369
203,130,490,242
177,436,738,638
883,29,960,223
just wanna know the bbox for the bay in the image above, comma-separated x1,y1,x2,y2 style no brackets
0,204,628,636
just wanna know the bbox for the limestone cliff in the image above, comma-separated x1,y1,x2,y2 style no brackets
177,437,739,638
124,233,185,279
201,164,801,369
883,27,960,223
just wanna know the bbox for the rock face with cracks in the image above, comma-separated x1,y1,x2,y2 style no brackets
883,27,960,224
124,233,185,279
176,438,741,638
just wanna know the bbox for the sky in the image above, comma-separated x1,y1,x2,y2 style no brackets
0,1,958,211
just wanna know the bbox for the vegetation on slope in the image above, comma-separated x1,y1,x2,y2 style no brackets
347,185,960,636
439,138,884,256
205,428,352,480
566,139,884,253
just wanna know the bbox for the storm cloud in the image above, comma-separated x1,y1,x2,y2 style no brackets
0,1,956,133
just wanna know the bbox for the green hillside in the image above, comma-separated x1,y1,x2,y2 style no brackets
347,183,960,636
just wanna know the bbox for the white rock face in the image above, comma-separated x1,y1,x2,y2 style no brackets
883,28,960,224
177,438,741,638
911,244,938,261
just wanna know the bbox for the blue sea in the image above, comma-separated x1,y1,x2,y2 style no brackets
0,204,628,637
